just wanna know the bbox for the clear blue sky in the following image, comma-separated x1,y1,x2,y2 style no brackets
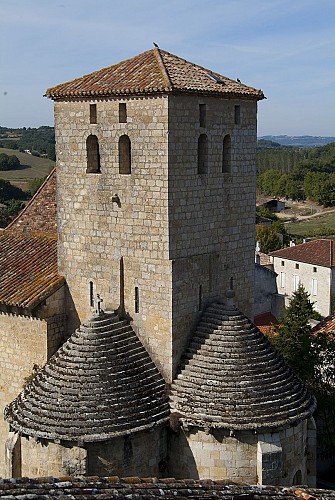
1,0,334,136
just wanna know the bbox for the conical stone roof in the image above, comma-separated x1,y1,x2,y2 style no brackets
170,294,316,431
5,312,169,443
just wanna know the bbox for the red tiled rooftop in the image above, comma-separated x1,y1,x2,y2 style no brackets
0,230,63,310
0,170,62,310
7,169,57,236
312,315,335,337
46,48,265,100
270,239,335,268
254,312,279,335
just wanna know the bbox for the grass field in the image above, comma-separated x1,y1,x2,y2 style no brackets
286,211,335,238
0,148,55,189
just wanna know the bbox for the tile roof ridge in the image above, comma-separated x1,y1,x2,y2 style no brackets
6,167,56,233
153,47,173,90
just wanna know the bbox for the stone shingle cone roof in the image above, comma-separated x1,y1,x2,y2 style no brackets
45,48,264,100
5,312,169,443
170,292,316,431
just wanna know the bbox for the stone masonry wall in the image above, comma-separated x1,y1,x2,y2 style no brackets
168,95,257,373
0,287,66,477
17,427,166,478
0,313,47,477
168,427,258,482
20,437,87,477
55,96,174,380
86,427,167,477
279,420,310,486
55,94,258,381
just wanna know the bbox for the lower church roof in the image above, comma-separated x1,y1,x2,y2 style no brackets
170,294,316,431
5,312,169,443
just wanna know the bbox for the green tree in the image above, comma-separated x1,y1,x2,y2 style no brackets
27,177,46,196
271,285,335,457
272,284,316,383
0,153,20,171
255,224,281,253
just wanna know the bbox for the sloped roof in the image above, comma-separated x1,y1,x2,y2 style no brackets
170,294,316,431
5,312,170,442
0,170,62,310
270,239,335,267
254,312,279,335
7,168,57,235
0,231,62,309
312,314,335,337
46,48,264,100
0,477,331,499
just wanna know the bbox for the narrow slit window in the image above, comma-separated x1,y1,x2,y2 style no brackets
135,287,139,313
295,263,299,269
197,134,208,174
222,134,231,173
119,103,127,123
199,104,206,127
89,281,94,307
90,104,97,124
234,105,240,125
198,285,203,311
119,135,131,174
86,135,101,173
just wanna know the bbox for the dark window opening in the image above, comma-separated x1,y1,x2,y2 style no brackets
313,267,317,273
86,135,101,173
281,261,285,266
119,103,127,123
222,134,231,173
295,263,299,269
119,135,131,174
90,104,97,124
89,281,94,307
234,105,240,125
135,287,139,313
197,134,208,174
199,104,206,127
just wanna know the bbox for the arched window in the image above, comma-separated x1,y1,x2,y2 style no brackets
292,470,302,485
222,134,231,173
197,134,208,174
86,135,101,173
119,135,131,174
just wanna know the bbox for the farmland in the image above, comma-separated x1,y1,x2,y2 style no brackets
0,148,55,190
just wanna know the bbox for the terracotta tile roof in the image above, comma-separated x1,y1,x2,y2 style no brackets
270,239,335,268
5,312,169,442
7,168,57,236
46,48,265,100
170,298,315,431
0,477,332,499
255,251,272,266
254,312,279,335
0,169,62,310
312,315,335,337
0,230,63,310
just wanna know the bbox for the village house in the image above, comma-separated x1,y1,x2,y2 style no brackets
0,47,317,486
270,239,335,317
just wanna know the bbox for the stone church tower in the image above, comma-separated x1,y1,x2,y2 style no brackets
47,47,262,381
2,48,317,485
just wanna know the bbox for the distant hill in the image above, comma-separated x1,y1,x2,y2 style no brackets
259,135,335,147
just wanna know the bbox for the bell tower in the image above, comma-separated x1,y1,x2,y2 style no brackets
47,48,264,381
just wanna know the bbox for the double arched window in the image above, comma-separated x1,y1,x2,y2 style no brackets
86,135,101,173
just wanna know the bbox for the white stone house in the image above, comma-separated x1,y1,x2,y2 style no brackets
270,239,335,317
